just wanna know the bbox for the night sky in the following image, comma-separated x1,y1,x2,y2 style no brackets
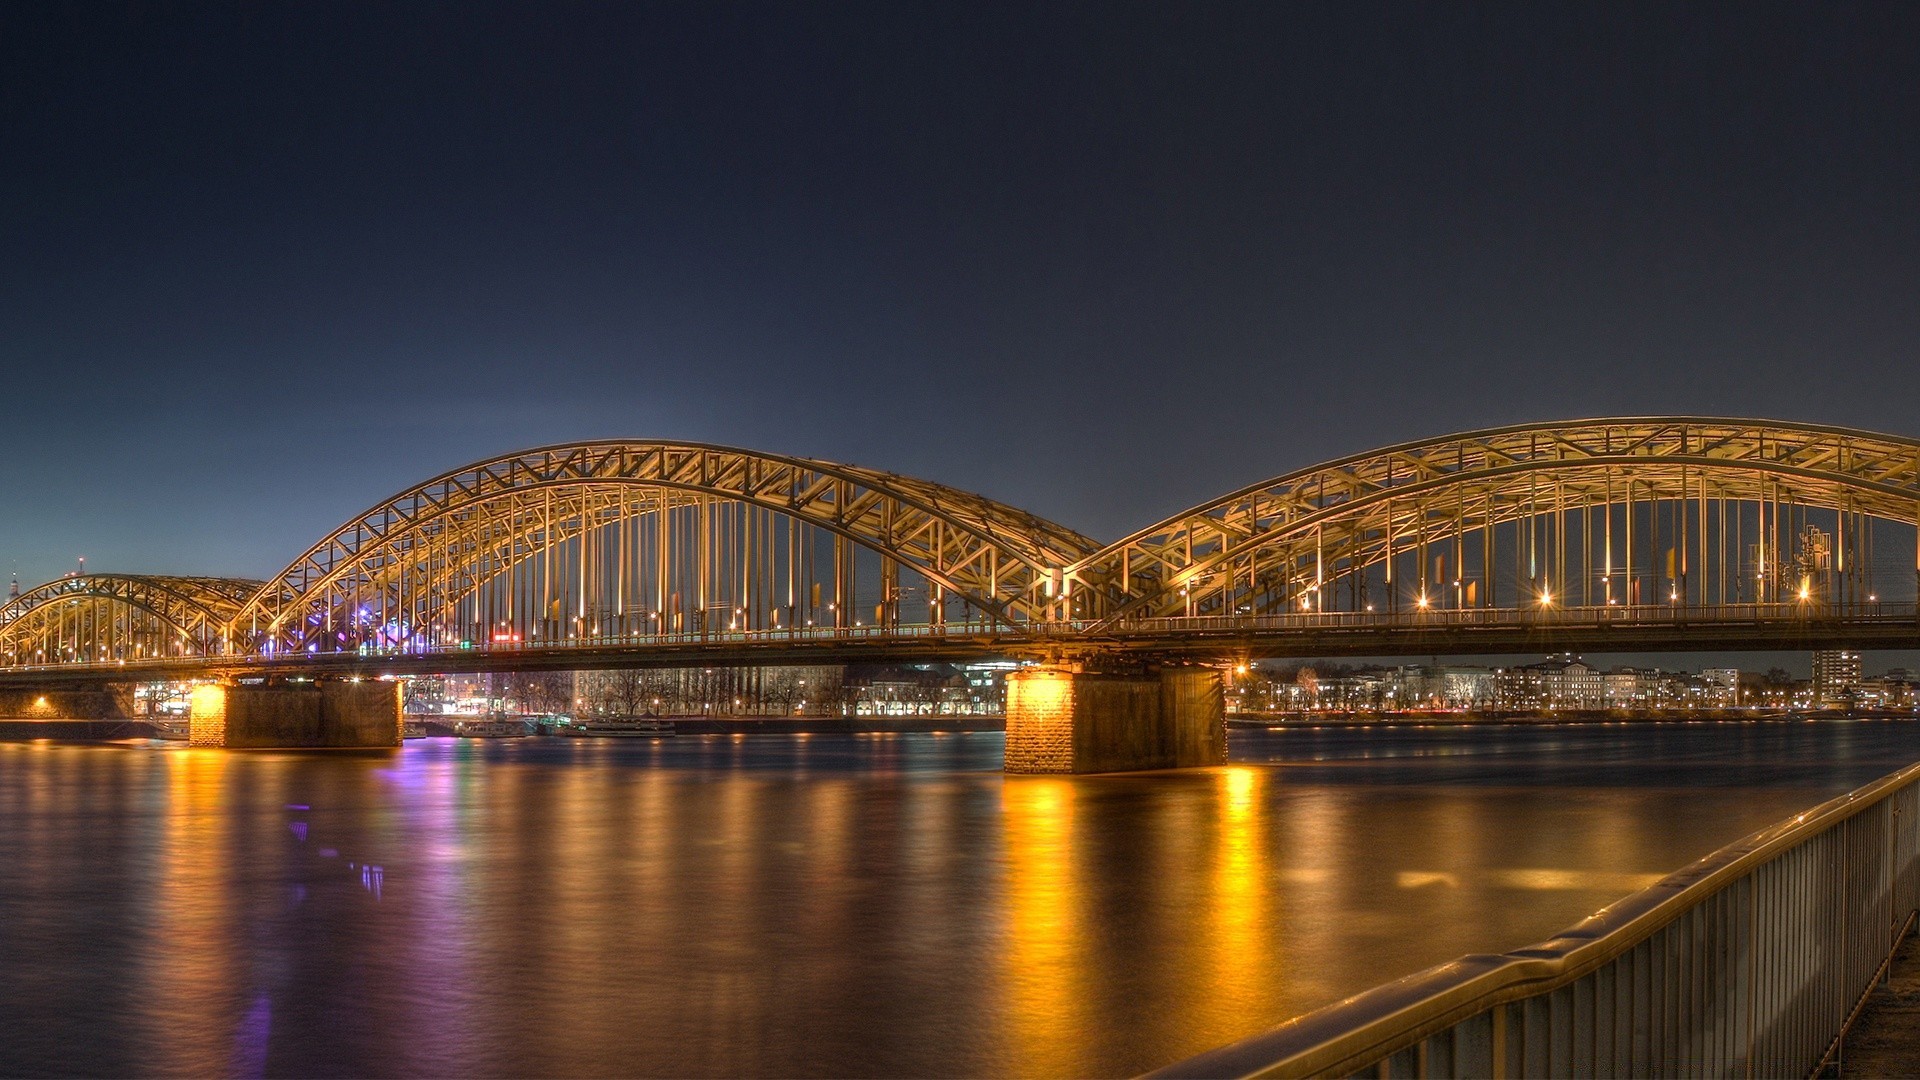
5,3,1919,597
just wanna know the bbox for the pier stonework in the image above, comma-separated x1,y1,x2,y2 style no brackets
189,681,402,748
0,686,133,719
1004,665,1225,774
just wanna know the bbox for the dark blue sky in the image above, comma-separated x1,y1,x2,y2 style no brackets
4,3,1919,590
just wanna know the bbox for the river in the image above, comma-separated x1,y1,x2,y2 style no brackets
0,720,1914,1076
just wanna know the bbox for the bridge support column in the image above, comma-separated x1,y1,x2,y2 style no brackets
189,681,401,748
1005,665,1225,774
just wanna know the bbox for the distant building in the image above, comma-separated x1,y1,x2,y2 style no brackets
1886,670,1919,709
1701,668,1740,707
1438,666,1495,708
849,663,974,716
1604,668,1654,707
1812,650,1863,705
959,661,1016,713
1501,656,1603,709
1385,664,1493,708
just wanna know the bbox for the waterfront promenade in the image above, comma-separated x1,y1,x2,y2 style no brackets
1839,932,1920,1077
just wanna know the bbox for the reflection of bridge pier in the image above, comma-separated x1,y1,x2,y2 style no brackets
1005,663,1224,774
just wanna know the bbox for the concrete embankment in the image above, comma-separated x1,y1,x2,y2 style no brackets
1227,708,1904,727
0,718,160,740
0,687,149,740
0,715,1003,742
436,716,1007,736
0,688,135,719
667,716,1004,735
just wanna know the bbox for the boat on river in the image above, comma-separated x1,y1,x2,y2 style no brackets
567,717,676,738
451,718,533,738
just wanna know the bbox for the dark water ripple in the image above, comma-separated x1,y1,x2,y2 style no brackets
0,720,1914,1077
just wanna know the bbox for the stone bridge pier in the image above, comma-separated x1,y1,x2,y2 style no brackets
1003,663,1225,774
189,679,401,748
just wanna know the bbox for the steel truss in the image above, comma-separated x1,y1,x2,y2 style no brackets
229,441,1100,654
8,419,1920,673
1070,418,1920,623
0,575,262,665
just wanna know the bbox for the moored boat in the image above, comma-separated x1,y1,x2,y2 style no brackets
568,717,676,738
451,718,533,738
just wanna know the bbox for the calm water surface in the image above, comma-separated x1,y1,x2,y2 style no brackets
2,721,1917,1077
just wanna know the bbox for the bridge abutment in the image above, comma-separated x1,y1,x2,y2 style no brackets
1004,665,1225,773
0,686,133,719
189,681,401,748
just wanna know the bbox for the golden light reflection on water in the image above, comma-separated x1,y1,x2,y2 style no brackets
1205,766,1271,1024
3,727,1915,1078
1492,867,1667,892
147,749,235,1077
1000,777,1084,1076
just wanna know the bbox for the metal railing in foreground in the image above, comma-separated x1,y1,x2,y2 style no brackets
1151,760,1920,1079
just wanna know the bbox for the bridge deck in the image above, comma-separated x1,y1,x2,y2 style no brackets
2,604,1916,685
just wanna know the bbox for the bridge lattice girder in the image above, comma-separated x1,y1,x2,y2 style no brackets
0,575,264,662
230,441,1101,645
14,418,1920,671
1068,418,1920,622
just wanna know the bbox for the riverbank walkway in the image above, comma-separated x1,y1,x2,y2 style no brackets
1833,929,1920,1077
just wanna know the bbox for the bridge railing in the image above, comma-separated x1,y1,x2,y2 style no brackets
1110,600,1920,635
1150,758,1920,1079
7,601,1920,672
290,601,1920,659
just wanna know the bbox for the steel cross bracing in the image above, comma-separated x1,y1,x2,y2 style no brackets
6,419,1920,676
0,575,263,665
227,441,1102,652
1067,417,1920,624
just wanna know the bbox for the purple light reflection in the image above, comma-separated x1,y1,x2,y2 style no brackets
228,993,271,1079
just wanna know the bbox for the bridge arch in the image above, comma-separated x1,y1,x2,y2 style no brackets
0,575,262,666
232,441,1099,654
1071,418,1920,623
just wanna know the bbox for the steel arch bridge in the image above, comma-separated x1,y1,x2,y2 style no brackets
0,575,262,668
227,440,1100,649
6,418,1920,682
1064,417,1920,623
